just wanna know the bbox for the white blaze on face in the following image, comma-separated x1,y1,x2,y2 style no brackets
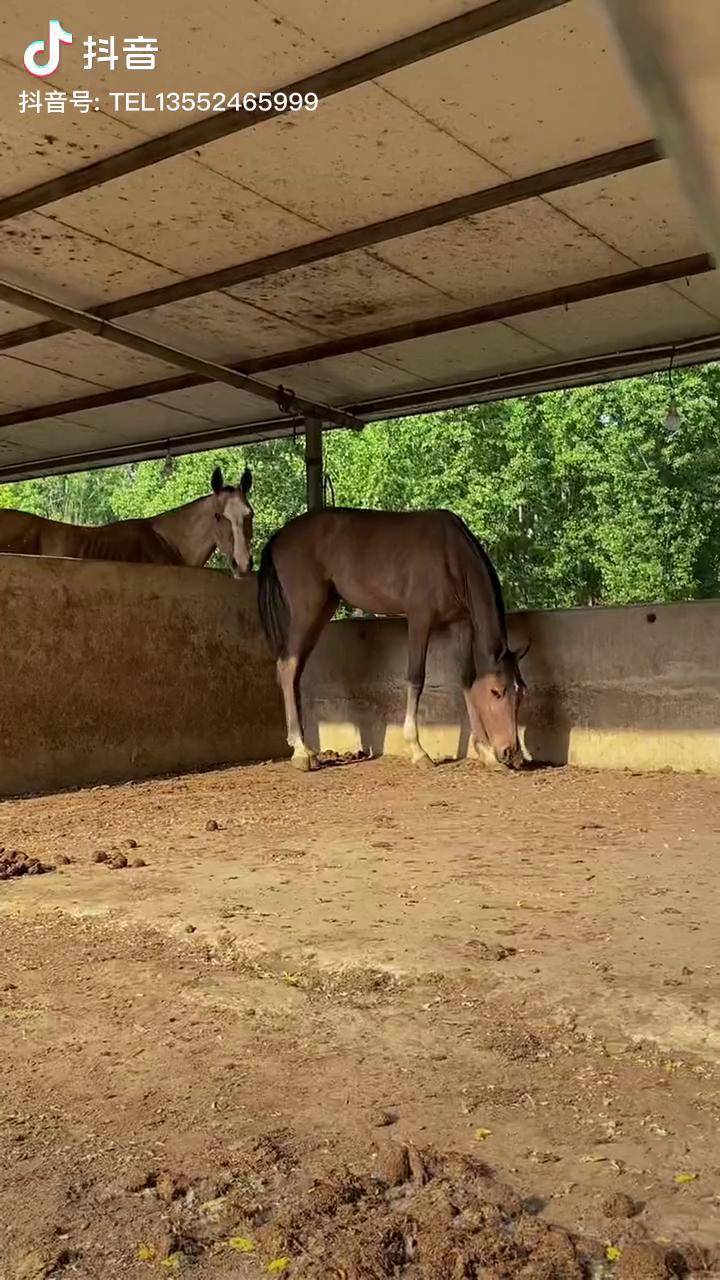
220,491,253,575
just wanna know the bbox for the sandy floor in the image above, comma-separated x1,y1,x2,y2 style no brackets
1,759,719,1279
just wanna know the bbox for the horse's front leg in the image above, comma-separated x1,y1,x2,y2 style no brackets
404,619,433,766
460,633,499,768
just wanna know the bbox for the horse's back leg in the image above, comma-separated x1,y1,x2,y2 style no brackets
277,653,310,770
404,617,433,766
278,589,337,771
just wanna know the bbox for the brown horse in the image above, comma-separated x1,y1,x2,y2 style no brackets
258,508,528,771
0,466,253,573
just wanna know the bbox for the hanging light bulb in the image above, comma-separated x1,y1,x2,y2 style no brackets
664,347,682,436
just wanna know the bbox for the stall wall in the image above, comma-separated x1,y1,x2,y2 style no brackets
303,601,720,774
1,553,719,797
0,555,286,796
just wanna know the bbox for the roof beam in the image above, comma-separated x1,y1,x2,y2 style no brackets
600,0,720,265
0,277,362,431
0,0,571,224
0,415,296,482
2,328,720,485
0,139,661,355
0,252,710,432
351,333,720,417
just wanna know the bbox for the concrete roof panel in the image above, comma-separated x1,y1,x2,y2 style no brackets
228,251,451,336
346,322,555,383
1,0,719,478
6,331,183,388
375,197,633,301
202,85,505,231
510,282,719,355
0,353,115,404
0,212,178,305
380,1,652,172
120,292,321,362
0,61,138,198
35,161,320,276
549,160,704,264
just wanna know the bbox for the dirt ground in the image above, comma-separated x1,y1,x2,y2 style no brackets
1,758,719,1279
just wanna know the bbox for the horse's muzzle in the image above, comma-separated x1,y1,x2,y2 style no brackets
231,555,253,576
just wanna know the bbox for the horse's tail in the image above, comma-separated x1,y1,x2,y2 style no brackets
258,537,289,659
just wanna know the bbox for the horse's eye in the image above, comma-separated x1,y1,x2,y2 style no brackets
214,513,221,522
491,688,502,700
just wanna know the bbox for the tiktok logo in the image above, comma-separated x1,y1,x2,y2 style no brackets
23,18,73,77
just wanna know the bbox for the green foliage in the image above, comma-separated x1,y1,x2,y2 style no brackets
327,367,720,608
0,467,125,525
2,365,719,609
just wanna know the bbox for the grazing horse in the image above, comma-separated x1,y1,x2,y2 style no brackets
258,508,528,771
0,466,253,574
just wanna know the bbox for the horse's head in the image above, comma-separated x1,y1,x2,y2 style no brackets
468,641,530,769
211,466,254,576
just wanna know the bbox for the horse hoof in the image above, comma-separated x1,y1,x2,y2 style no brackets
291,752,314,773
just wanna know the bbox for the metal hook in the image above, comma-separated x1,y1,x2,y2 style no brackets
276,384,298,416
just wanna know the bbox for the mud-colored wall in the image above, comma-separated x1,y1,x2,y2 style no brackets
303,601,720,774
0,555,287,797
2,555,719,797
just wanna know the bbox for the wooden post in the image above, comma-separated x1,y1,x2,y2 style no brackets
305,418,324,512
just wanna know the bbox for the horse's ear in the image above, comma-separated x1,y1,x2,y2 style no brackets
515,639,532,662
211,466,224,494
240,467,252,495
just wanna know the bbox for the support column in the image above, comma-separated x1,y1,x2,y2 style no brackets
305,418,324,512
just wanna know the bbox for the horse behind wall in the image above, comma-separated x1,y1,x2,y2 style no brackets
0,466,253,572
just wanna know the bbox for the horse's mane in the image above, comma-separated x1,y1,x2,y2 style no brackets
448,513,507,635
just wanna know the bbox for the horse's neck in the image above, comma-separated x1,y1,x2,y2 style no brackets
150,496,215,567
464,547,507,669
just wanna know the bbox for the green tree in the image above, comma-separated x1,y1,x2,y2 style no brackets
0,467,125,524
1,365,718,608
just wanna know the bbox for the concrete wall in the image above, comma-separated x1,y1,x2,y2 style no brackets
2,554,719,797
0,555,287,797
303,601,720,774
